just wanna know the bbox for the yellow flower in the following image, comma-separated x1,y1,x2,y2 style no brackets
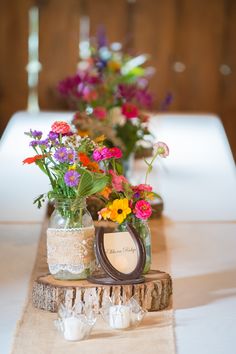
107,60,121,72
109,198,131,224
98,207,111,221
95,135,106,143
146,192,154,200
78,129,89,137
68,164,76,170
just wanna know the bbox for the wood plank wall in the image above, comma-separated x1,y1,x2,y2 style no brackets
0,0,235,159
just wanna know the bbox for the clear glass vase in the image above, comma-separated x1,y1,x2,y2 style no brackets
47,198,96,280
122,153,135,180
117,218,151,274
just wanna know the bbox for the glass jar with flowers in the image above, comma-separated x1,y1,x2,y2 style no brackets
97,141,169,273
23,121,124,280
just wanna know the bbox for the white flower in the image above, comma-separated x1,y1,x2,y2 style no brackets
109,107,126,126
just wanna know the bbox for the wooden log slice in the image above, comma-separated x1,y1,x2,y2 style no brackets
32,270,172,313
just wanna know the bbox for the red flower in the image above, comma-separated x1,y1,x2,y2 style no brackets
78,152,91,166
109,147,122,159
23,155,45,164
51,121,71,134
93,107,107,120
78,153,101,173
121,103,139,119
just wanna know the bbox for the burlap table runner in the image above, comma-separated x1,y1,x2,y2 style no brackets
11,218,176,354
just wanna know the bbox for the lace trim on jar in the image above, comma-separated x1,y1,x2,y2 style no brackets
48,261,96,275
47,226,95,267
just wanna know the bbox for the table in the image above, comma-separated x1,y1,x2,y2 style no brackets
0,111,236,354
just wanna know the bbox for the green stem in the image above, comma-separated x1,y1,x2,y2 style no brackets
112,159,116,173
144,150,159,184
79,207,83,228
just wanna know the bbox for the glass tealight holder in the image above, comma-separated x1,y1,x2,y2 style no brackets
100,295,146,330
54,301,96,341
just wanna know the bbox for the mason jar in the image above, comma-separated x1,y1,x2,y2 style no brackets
47,198,96,280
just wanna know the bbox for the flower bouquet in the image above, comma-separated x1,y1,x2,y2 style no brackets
23,120,122,280
97,141,169,273
57,32,158,167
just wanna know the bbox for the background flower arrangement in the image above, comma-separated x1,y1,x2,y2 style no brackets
57,31,157,161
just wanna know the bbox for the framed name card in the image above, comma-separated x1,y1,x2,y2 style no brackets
104,232,138,274
88,224,146,285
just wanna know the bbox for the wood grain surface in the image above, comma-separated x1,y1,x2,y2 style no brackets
0,0,236,160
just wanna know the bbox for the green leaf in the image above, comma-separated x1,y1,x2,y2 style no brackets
88,174,110,195
33,193,46,209
77,169,110,198
115,161,123,175
77,170,94,197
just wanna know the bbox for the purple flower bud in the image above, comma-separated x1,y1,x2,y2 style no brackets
48,131,59,140
29,140,38,147
30,129,42,138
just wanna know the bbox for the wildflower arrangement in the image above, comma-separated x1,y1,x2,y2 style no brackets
97,141,169,226
23,120,169,227
23,121,121,210
57,31,157,160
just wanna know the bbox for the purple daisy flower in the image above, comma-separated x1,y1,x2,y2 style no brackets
64,170,80,187
67,149,76,163
54,147,68,163
30,129,42,138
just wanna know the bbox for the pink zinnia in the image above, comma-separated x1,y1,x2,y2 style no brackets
134,200,152,220
51,121,71,135
93,107,107,120
93,147,122,162
134,184,152,192
154,142,169,158
92,148,103,162
121,103,139,119
109,147,122,159
101,147,113,159
109,170,128,192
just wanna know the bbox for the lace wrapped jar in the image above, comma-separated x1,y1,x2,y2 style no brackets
47,198,96,280
117,218,151,274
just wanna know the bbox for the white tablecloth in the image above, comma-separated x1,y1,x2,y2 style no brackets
0,111,236,222
0,111,236,354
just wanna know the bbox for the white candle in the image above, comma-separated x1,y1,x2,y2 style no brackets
63,316,85,341
109,305,131,329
